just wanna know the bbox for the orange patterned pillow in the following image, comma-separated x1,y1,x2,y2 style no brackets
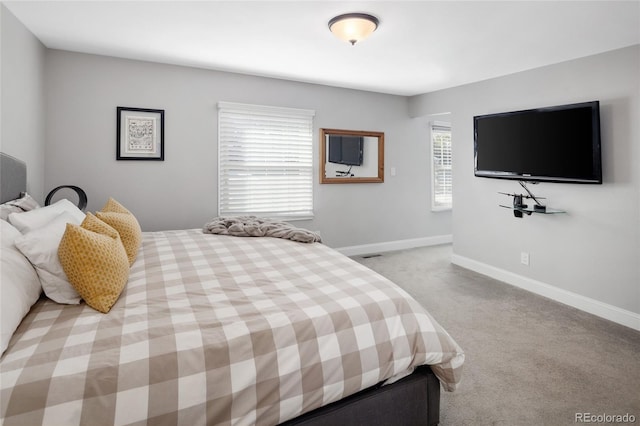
95,211,141,266
101,197,132,215
97,198,141,265
58,213,129,313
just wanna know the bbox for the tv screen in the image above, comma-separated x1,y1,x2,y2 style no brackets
328,135,363,166
474,101,602,184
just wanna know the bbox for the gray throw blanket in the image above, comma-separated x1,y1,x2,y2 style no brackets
203,216,322,244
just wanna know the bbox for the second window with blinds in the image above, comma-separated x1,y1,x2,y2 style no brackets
218,102,315,219
431,121,452,211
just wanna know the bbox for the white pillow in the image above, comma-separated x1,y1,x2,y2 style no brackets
8,199,85,234
1,219,22,248
1,220,42,355
14,212,83,304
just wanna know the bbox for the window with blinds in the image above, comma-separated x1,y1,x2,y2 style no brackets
431,121,452,210
218,102,315,219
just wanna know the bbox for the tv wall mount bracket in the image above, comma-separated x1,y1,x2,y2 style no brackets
499,181,553,218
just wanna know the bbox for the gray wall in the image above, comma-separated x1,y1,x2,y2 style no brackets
409,45,640,316
44,50,451,247
1,5,46,202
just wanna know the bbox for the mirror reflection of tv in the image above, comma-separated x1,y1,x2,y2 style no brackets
328,135,364,166
474,100,602,184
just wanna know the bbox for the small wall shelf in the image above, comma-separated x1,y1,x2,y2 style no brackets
499,181,565,218
499,204,566,216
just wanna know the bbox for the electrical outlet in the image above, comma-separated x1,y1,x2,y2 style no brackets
520,252,530,266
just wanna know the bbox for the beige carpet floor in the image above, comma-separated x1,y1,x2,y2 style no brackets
353,244,640,426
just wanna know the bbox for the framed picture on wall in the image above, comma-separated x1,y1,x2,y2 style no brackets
117,107,164,161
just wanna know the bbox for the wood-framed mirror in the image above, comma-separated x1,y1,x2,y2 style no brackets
320,128,384,184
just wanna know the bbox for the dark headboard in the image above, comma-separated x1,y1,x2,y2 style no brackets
0,152,27,204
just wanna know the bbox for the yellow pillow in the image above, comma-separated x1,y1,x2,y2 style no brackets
58,213,129,313
95,211,141,265
101,197,132,215
97,198,142,265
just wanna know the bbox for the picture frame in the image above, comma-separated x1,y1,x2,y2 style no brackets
117,107,164,161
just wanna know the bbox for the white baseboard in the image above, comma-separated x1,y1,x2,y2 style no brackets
451,254,640,331
336,234,452,257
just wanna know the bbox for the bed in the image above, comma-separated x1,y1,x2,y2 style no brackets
0,152,464,425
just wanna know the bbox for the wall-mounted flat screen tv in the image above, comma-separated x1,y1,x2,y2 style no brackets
474,101,602,184
328,135,364,166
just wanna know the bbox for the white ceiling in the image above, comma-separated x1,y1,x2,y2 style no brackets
4,1,640,96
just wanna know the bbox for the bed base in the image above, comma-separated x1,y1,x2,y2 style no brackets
281,366,440,426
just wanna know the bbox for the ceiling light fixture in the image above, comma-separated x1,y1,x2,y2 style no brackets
328,13,379,46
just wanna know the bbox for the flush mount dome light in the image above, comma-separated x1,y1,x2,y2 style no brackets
328,13,379,45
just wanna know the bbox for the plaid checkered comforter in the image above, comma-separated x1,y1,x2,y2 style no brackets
1,230,464,425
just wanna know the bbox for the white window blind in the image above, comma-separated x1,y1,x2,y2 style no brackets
431,121,452,210
218,102,315,219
